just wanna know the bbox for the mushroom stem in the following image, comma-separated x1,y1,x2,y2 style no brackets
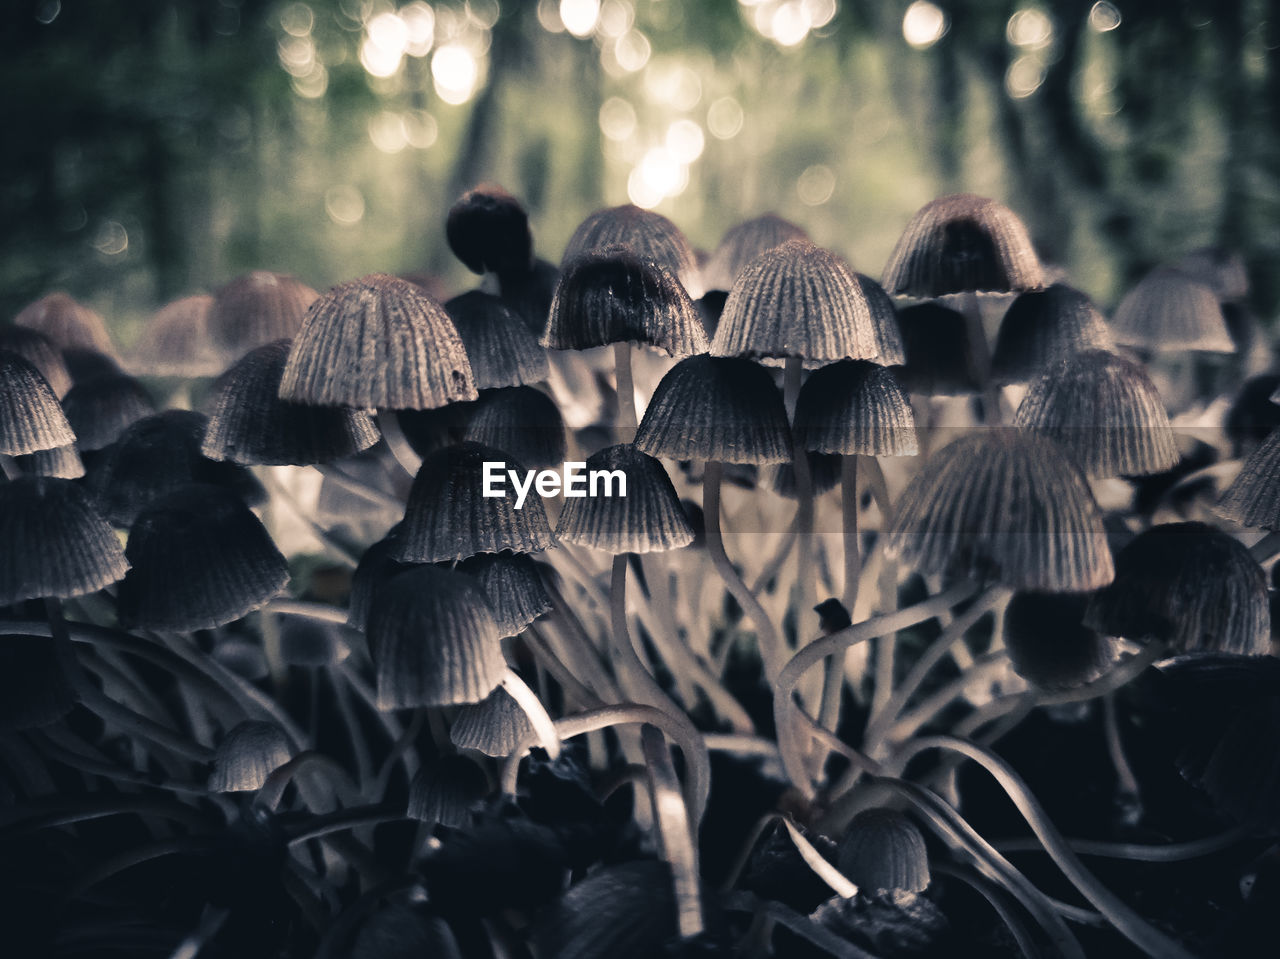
501,668,562,760
375,409,422,477
610,553,684,717
817,453,861,734
782,818,858,899
613,341,638,435
257,751,359,811
959,291,1004,425
994,826,1252,862
641,723,704,938
258,468,359,568
1103,691,1142,810
784,357,817,669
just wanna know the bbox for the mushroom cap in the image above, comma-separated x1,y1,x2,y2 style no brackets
498,257,561,337
0,350,76,455
62,373,155,452
0,476,129,604
702,213,809,292
450,684,537,757
854,273,907,367
208,271,319,361
556,444,694,553
1111,266,1234,353
62,347,122,384
0,327,72,397
202,340,380,465
445,291,549,389
12,443,84,479
1218,427,1280,529
711,240,881,364
562,203,702,298
407,754,490,826
1014,349,1178,478
208,720,293,792
991,283,1114,383
1175,246,1249,303
446,182,534,277
132,294,222,377
463,386,567,471
793,360,917,457
348,525,418,632
532,861,677,959
767,451,844,500
881,193,1044,297
635,354,793,465
886,429,1114,591
13,292,115,356
1004,590,1117,690
837,808,931,895
893,303,979,395
455,552,552,638
279,273,477,410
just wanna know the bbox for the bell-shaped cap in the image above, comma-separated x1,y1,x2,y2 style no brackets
367,565,506,709
793,360,917,456
445,291,549,389
1218,427,1280,529
117,484,289,631
62,373,155,452
463,386,567,470
1111,266,1234,353
881,193,1044,297
0,634,80,731
837,808,930,895
711,240,881,364
992,283,1114,383
132,294,222,377
208,271,319,360
279,273,477,410
450,685,536,757
349,525,417,631
1014,349,1178,478
446,183,534,278
0,476,128,603
456,553,552,637
855,273,907,367
0,350,76,455
208,720,294,792
1004,591,1117,690
702,213,808,292
13,443,84,479
395,442,556,563
562,204,702,297
635,354,792,464
1176,246,1249,302
407,754,490,827
886,429,1113,591
14,292,115,355
0,327,72,397
1085,522,1268,656
543,248,707,356
556,444,694,553
894,303,979,395
203,340,380,465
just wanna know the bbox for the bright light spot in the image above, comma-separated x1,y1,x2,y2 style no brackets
707,97,744,139
34,0,60,24
1007,8,1053,49
325,186,365,226
797,165,835,205
279,2,314,36
1006,55,1045,97
903,1,946,49
560,0,600,37
639,148,688,198
369,11,409,51
467,0,500,30
1089,1,1121,31
665,119,705,163
432,43,480,104
772,1,812,46
644,62,701,110
401,2,435,56
598,0,633,37
537,0,565,31
613,30,650,71
369,111,408,153
92,221,128,255
627,168,664,209
403,110,439,148
599,97,637,141
293,64,328,98
803,0,837,29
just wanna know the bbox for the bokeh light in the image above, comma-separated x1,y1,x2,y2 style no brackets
797,164,835,205
902,1,947,49
707,97,744,139
560,0,601,38
599,97,638,141
432,43,481,104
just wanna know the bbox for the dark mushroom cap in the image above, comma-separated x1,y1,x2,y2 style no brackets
886,429,1113,591
208,720,294,792
117,483,289,631
498,257,561,337
208,271,319,361
407,754,490,827
1004,590,1117,690
349,525,418,631
0,476,128,604
446,182,534,278
445,291,549,389
0,327,72,397
893,303,979,395
0,350,76,455
837,808,931,895
463,386,567,471
702,213,809,292
62,373,155,452
1111,266,1234,353
132,294,222,377
855,273,907,367
793,360,917,456
991,283,1114,383
62,347,122,384
1218,427,1280,530
635,354,792,465
1226,374,1280,456
1014,349,1178,478
562,203,702,298
456,552,552,637
880,192,1043,297
13,292,115,355
1085,521,1269,656
279,273,477,410
202,340,380,465
767,450,843,500
450,684,536,757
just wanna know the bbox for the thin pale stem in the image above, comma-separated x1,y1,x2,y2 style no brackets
376,409,423,478
993,826,1252,862
501,668,562,760
610,554,683,715
613,342,638,434
641,724,704,938
817,454,861,735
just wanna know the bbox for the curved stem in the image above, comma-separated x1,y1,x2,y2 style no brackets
993,826,1252,862
931,862,1043,959
501,668,561,760
1103,691,1141,805
782,818,857,899
817,454,861,734
641,724,703,938
610,554,683,716
376,409,422,478
286,804,408,844
888,649,1012,742
257,751,359,811
258,468,359,568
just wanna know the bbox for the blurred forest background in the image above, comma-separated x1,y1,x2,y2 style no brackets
3,0,1278,344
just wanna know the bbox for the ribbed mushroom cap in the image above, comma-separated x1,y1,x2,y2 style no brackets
855,273,907,367
349,526,418,631
208,271,319,360
1218,427,1280,529
62,373,155,452
91,410,265,527
463,386,567,470
117,484,289,631
0,327,72,397
886,429,1113,591
880,193,1044,297
543,247,707,356
0,350,76,455
208,720,294,793
635,354,792,464
13,292,115,355
837,808,930,895
202,340,380,465
0,635,79,731
446,183,534,278
532,861,677,959
407,754,490,827
1175,246,1249,302
562,203,702,297
1085,522,1268,656
556,444,694,553
367,565,507,709
0,477,128,603
13,443,84,479
711,240,881,364
132,294,222,377
450,685,536,756
1014,349,1178,478
396,442,555,563
702,213,809,292
767,450,843,499
499,257,561,337
445,291,549,389
894,303,979,395
1004,591,1117,690
992,283,1114,383
1111,266,1234,353
456,552,552,637
793,360,917,456
279,273,477,410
